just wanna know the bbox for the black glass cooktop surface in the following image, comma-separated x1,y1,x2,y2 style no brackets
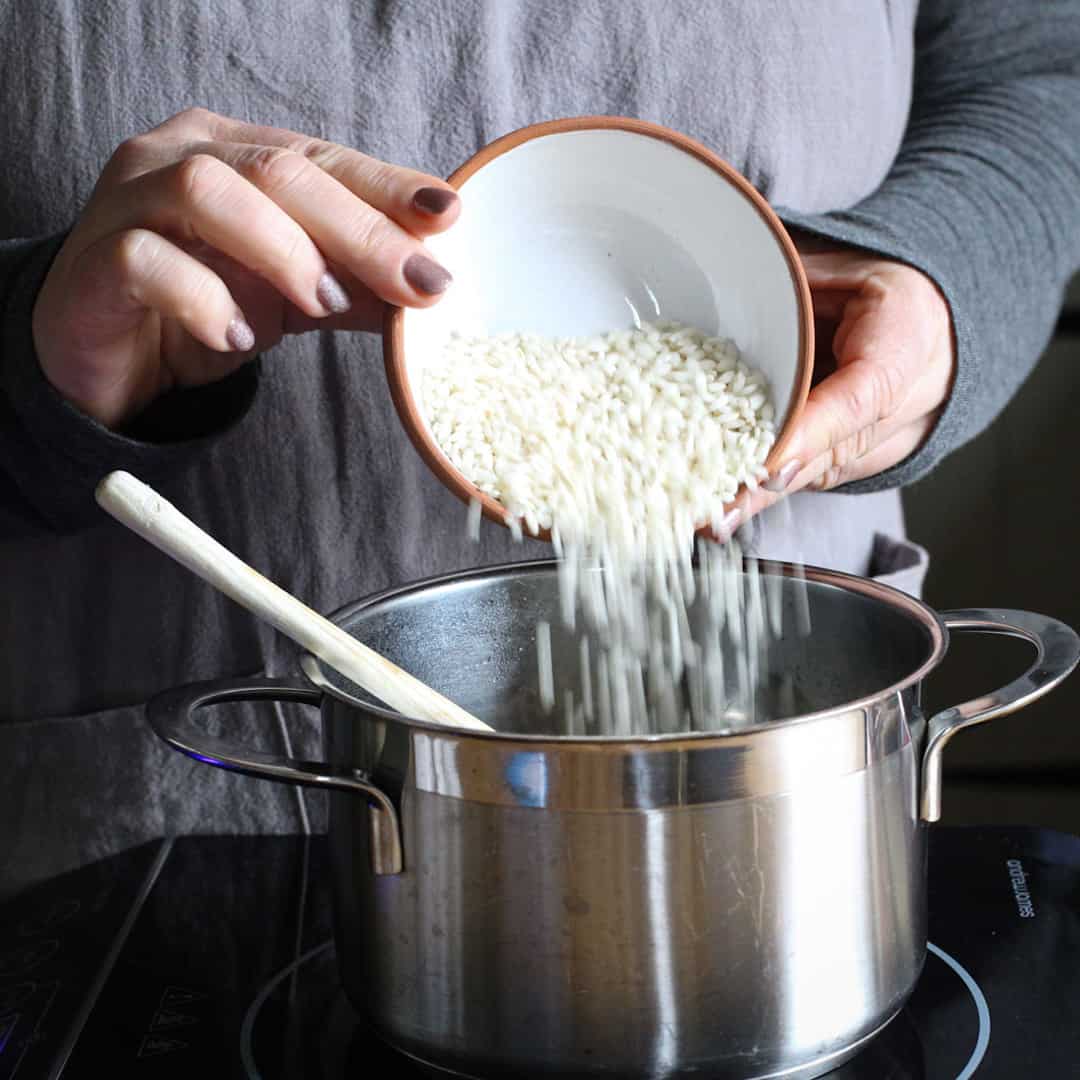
2,826,1078,1079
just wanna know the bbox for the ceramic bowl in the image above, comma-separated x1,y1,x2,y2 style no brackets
384,116,814,534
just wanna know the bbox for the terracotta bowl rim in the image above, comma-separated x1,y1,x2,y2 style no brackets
382,114,815,540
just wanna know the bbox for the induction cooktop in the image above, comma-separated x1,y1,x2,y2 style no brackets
2,825,1078,1078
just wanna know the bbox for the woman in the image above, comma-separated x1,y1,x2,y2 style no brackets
2,0,1078,896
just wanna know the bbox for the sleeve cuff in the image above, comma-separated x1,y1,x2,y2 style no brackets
0,233,260,531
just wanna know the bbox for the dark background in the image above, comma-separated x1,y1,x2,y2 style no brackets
906,275,1080,834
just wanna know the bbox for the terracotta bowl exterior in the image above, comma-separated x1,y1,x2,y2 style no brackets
384,115,814,537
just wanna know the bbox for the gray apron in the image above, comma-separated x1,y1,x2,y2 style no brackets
0,0,922,896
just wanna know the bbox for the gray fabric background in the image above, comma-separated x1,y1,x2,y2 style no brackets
1,0,1077,896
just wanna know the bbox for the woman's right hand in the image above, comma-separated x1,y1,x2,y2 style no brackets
31,107,460,428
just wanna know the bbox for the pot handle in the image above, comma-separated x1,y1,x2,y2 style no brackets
147,676,403,874
921,609,1080,823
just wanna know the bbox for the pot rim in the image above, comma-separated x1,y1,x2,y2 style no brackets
299,558,949,744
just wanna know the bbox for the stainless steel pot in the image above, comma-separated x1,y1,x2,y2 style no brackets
148,560,1079,1079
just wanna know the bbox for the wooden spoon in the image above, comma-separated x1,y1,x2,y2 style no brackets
96,471,493,733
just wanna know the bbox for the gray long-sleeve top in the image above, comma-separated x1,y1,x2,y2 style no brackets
2,0,1079,894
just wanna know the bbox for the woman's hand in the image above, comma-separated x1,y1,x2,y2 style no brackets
32,108,460,428
738,242,956,524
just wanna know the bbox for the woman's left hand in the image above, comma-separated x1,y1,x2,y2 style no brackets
739,242,956,523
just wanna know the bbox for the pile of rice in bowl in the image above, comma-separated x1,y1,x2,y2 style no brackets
423,320,807,735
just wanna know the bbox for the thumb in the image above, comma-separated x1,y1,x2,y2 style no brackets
775,276,920,477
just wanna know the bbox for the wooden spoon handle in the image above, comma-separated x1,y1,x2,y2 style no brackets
96,471,492,733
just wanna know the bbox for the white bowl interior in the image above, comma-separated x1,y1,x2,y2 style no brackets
402,127,803,452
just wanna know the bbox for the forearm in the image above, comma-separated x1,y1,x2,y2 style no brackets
0,234,259,534
778,0,1080,491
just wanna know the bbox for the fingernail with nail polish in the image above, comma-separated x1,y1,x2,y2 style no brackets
412,186,458,216
404,253,452,295
226,316,255,352
317,272,351,315
764,459,802,493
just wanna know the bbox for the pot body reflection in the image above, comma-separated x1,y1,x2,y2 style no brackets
327,690,925,1079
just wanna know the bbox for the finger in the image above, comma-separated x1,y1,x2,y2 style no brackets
279,276,386,334
104,109,461,239
799,250,882,286
782,357,909,473
54,228,254,423
194,118,461,237
806,288,850,321
189,141,453,306
299,141,462,237
736,376,944,522
100,107,224,181
119,154,347,319
758,377,941,505
777,292,933,472
74,228,252,355
798,414,939,491
800,252,887,324
804,256,945,370
180,243,384,337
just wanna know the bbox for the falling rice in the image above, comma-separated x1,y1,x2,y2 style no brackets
536,619,555,712
425,321,807,735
